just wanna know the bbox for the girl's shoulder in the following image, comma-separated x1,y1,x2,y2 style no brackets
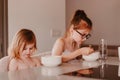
56,37,65,44
10,58,18,63
9,58,20,65
52,37,66,55
54,37,65,49
9,58,19,71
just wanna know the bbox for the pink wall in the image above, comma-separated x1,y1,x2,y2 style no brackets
66,0,120,45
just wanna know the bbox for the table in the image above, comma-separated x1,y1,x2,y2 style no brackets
0,57,119,80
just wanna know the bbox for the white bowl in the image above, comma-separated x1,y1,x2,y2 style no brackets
41,56,62,67
82,51,100,61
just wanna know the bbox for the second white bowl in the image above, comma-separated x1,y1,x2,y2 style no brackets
82,51,100,61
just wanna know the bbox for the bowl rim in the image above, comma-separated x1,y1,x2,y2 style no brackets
83,51,100,57
41,55,62,58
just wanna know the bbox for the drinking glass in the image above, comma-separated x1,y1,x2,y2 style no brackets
118,62,120,77
99,39,108,60
118,47,120,61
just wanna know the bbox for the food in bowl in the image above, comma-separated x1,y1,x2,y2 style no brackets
82,51,100,61
41,55,62,67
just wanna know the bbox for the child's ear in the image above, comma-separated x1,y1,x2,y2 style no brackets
69,25,74,33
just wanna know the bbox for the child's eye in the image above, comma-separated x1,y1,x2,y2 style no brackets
23,48,27,50
30,48,33,50
30,47,34,50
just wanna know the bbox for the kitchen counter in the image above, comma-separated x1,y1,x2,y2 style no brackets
0,57,119,80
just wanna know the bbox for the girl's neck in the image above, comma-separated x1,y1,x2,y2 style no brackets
64,37,79,52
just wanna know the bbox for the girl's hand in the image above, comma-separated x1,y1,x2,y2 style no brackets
80,47,94,55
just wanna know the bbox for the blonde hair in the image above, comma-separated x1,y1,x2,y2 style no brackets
8,29,37,59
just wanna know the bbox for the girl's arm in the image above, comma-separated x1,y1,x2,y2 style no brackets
52,38,64,56
52,38,94,62
62,47,94,62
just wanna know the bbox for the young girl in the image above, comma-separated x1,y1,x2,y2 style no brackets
52,10,94,62
8,29,41,71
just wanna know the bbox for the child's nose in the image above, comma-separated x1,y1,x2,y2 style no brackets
26,49,30,54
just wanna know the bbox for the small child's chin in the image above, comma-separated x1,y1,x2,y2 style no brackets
25,54,31,57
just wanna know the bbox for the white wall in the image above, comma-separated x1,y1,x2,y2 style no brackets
66,0,120,45
8,0,65,53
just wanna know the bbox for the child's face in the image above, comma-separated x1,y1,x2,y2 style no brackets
20,43,35,58
72,29,91,44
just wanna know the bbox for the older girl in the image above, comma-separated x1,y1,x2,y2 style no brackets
52,10,94,62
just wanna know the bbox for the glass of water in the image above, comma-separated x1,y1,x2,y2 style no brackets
98,39,108,60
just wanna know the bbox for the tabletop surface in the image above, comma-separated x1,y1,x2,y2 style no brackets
0,57,119,80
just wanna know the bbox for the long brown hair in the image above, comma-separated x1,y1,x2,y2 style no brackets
64,10,92,37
